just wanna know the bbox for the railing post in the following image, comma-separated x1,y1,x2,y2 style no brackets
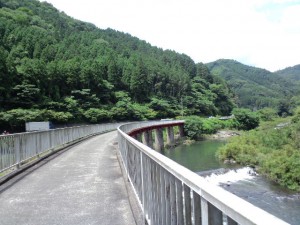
169,175,177,225
160,166,167,225
152,162,159,225
175,180,184,225
165,171,171,225
193,191,201,225
149,158,155,224
208,202,223,225
140,151,146,224
184,184,192,225
14,136,21,169
156,164,162,225
201,198,209,225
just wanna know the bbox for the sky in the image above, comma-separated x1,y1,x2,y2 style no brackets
40,0,300,72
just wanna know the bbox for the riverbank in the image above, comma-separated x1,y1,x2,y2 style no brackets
207,130,240,139
181,129,239,146
217,120,300,191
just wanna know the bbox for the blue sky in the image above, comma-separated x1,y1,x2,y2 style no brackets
41,0,300,71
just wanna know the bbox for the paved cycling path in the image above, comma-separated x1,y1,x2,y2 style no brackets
0,131,137,225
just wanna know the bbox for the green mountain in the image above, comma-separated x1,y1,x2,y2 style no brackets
206,59,299,110
274,65,300,110
275,65,300,82
0,0,234,130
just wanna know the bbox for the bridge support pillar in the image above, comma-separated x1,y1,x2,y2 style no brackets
178,125,184,138
134,133,142,142
154,128,164,152
166,126,175,146
142,131,153,148
148,131,153,148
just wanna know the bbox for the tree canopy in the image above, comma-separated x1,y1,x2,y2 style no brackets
0,0,235,131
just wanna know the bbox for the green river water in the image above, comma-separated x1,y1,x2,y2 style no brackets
163,139,300,225
163,139,228,172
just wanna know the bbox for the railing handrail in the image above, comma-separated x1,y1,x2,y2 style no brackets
0,123,115,137
118,121,289,225
0,122,122,174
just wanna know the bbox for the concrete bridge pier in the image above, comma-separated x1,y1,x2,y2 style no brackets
142,131,153,149
148,131,153,148
135,133,142,143
154,128,164,152
178,125,184,138
166,126,175,146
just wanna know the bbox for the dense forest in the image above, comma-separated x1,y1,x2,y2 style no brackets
0,0,235,131
206,59,300,111
275,64,300,82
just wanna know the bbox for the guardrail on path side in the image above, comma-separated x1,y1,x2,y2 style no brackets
118,121,289,225
0,123,121,175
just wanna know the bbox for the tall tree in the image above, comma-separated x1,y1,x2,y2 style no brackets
130,58,149,102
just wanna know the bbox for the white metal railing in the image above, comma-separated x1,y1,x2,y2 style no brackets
0,123,121,173
118,121,289,225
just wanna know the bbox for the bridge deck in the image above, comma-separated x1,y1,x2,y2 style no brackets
0,131,136,225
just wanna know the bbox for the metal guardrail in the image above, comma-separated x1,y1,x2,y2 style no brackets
0,123,121,173
118,121,289,225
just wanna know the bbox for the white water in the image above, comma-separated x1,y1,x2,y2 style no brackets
204,167,257,186
202,167,300,225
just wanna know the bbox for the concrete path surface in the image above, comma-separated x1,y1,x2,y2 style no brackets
0,131,137,225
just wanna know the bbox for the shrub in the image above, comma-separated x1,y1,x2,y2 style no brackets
232,108,259,130
0,109,43,127
183,116,231,139
292,107,300,123
42,110,74,123
184,116,204,139
83,108,111,123
216,122,300,191
258,107,278,121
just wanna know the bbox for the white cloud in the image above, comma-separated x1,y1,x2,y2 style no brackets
40,0,300,71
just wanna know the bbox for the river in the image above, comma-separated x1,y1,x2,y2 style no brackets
163,140,300,225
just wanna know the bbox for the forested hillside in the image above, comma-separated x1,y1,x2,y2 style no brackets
275,65,300,82
0,0,235,131
206,59,299,110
